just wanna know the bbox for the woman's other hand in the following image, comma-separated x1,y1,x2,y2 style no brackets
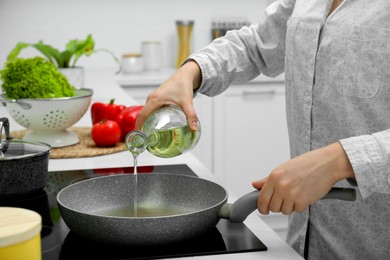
252,142,355,215
135,60,202,131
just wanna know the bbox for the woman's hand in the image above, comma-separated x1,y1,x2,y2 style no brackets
135,61,202,131
252,142,355,215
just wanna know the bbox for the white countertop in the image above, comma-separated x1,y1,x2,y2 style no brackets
0,68,302,260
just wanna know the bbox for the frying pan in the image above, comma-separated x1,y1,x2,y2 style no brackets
57,173,356,246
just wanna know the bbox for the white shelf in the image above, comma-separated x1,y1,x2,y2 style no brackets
114,68,176,87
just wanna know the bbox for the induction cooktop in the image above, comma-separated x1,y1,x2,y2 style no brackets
0,164,267,260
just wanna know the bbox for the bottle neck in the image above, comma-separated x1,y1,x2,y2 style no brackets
125,130,148,156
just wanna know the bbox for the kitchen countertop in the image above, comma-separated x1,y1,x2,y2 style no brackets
0,68,302,260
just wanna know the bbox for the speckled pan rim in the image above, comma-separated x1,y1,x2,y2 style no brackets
57,173,229,220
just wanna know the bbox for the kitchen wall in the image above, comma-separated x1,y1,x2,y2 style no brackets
0,0,275,72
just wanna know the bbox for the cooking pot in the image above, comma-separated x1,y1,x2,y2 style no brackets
0,117,51,196
57,173,356,246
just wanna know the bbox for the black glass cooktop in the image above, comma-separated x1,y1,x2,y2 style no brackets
0,164,267,260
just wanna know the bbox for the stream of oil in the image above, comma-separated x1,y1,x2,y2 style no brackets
133,153,138,217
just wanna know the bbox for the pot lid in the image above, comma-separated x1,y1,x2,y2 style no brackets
1,139,51,160
0,117,51,160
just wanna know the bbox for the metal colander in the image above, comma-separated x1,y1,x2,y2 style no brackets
0,88,93,147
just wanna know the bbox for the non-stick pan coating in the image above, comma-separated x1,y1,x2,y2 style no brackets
57,173,228,246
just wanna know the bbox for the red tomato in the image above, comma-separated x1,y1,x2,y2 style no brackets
115,105,143,140
91,120,122,147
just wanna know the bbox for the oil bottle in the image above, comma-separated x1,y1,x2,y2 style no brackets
125,105,201,158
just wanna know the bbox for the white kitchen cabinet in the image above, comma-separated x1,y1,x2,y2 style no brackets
212,78,290,240
213,80,290,197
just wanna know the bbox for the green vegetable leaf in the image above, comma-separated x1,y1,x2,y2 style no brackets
7,41,63,67
32,41,63,66
6,34,119,69
7,42,30,61
66,34,95,67
60,50,73,68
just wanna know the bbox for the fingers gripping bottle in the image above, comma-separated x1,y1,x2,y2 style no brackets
125,105,201,158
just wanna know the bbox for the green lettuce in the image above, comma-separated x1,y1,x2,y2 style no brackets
0,57,76,99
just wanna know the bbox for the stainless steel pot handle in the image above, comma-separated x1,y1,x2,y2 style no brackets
219,187,357,223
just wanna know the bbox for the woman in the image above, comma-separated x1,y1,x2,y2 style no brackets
136,0,390,259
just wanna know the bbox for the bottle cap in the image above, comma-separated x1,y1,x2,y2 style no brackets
176,20,194,26
122,53,142,58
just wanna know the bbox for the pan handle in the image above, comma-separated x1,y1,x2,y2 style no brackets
218,187,357,223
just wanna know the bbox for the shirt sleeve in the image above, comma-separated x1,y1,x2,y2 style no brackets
189,0,296,97
340,129,390,199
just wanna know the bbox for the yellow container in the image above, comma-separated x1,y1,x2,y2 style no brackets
0,207,42,260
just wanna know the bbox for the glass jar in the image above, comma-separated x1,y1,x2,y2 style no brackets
121,53,144,74
176,20,194,68
125,105,201,158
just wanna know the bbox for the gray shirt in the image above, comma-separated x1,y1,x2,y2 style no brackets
190,0,390,259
